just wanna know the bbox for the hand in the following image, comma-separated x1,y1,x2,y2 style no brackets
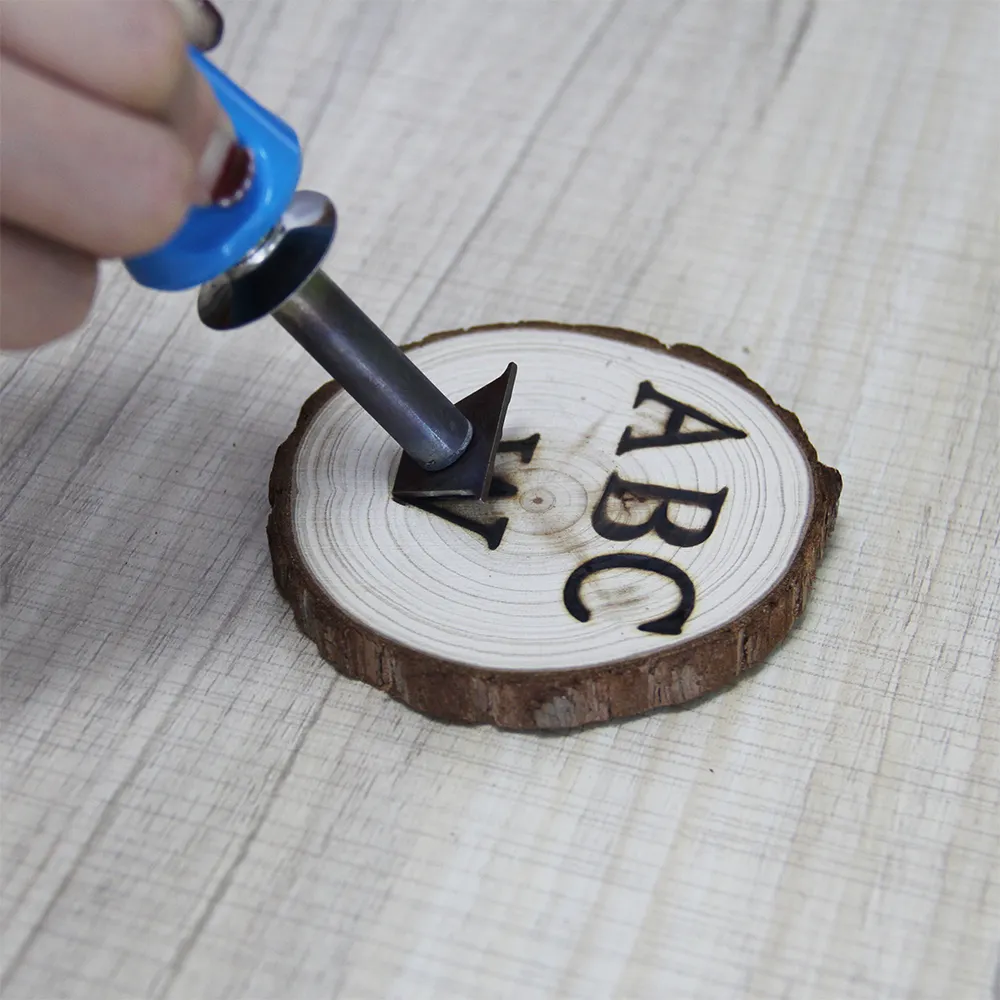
0,0,236,350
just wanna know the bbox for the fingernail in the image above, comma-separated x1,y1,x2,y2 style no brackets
172,0,224,52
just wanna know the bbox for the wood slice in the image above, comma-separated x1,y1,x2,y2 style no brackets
268,322,842,730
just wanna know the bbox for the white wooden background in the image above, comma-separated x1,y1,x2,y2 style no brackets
2,1,998,997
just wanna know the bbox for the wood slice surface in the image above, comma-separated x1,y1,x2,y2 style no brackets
268,322,842,730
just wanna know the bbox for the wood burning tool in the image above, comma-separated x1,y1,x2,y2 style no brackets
125,50,515,501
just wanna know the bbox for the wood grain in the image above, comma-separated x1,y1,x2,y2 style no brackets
268,323,841,728
1,1,998,997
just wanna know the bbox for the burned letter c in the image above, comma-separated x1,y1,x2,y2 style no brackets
562,553,696,635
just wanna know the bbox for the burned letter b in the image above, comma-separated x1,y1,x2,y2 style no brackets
592,472,729,548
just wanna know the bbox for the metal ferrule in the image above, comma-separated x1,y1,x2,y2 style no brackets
197,191,473,472
273,271,472,470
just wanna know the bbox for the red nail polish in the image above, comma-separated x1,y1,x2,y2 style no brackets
211,143,254,206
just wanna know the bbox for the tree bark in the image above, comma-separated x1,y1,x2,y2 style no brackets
268,322,842,730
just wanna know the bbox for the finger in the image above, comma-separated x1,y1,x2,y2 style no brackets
1,0,237,203
170,0,225,52
0,224,98,350
1,1,191,114
0,60,193,258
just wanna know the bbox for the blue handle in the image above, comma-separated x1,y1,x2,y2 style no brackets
125,50,302,291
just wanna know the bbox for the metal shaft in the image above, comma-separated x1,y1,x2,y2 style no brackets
273,269,472,471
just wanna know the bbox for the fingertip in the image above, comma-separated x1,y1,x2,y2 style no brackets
70,254,100,316
55,256,100,341
116,132,196,257
0,228,99,349
170,0,225,53
105,2,187,114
